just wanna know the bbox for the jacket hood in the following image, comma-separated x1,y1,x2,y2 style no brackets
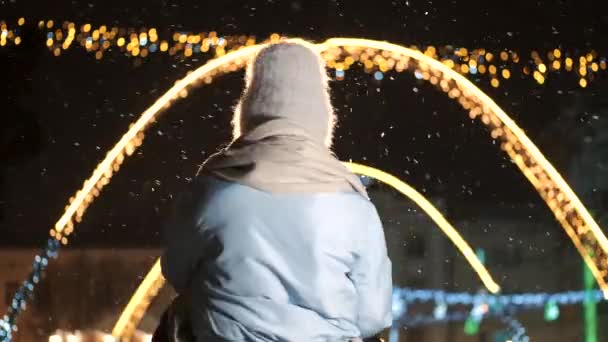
232,41,336,147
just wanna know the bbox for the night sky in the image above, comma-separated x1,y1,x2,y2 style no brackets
0,0,606,247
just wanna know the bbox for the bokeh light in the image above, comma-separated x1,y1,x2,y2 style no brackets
0,17,606,89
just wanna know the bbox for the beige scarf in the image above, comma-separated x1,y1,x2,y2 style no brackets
198,118,368,199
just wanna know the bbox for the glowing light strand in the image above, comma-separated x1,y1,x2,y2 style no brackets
0,239,60,342
51,43,259,241
111,259,165,339
322,38,608,295
393,288,606,308
347,163,499,293
1,18,606,87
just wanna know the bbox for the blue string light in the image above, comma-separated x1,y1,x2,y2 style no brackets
0,238,60,342
390,287,608,341
499,315,529,342
1,255,606,342
393,287,606,309
401,310,470,327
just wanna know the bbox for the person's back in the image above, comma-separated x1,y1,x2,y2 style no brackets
160,40,392,341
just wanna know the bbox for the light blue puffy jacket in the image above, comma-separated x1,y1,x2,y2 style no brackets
161,176,392,341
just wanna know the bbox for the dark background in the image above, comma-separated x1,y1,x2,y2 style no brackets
0,0,606,249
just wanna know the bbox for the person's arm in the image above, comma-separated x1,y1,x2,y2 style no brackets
160,189,207,293
350,205,393,338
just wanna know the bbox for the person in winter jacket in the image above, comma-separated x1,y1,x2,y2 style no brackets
159,40,393,342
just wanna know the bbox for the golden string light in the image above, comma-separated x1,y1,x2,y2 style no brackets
317,37,608,295
1,17,607,87
108,38,608,338
112,259,165,339
48,40,256,245
347,163,498,294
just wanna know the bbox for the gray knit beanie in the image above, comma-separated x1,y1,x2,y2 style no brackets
232,41,336,146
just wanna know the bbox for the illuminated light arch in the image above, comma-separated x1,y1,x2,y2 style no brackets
47,39,496,292
108,39,607,338
111,162,496,338
20,37,605,337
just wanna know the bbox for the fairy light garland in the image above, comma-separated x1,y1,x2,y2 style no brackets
0,239,60,341
391,287,608,342
0,17,256,62
1,17,606,88
393,287,606,310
